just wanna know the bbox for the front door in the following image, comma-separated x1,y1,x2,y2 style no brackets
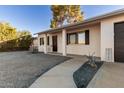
52,35,57,52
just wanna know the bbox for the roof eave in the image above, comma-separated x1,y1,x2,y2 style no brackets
35,8,124,35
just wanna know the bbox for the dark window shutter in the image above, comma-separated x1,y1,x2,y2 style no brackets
42,38,44,45
75,33,78,44
40,38,41,45
47,36,49,45
85,30,89,45
67,34,69,45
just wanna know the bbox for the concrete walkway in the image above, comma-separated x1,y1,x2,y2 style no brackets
87,62,124,88
30,55,88,88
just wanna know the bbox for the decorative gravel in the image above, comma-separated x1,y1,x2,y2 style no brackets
73,61,104,88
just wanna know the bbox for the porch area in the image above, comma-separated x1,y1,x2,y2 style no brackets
38,29,67,56
38,23,101,58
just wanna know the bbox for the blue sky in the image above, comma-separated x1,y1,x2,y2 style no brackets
0,5,124,35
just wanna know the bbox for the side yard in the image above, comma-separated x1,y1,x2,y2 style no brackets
0,51,70,88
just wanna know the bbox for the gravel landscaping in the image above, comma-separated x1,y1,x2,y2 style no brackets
0,51,70,88
73,61,103,88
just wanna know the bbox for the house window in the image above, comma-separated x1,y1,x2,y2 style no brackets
67,30,89,45
47,36,49,45
78,32,85,44
67,33,77,44
40,38,44,45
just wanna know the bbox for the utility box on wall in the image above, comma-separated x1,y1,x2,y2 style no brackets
105,48,112,62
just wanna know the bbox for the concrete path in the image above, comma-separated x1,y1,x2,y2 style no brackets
87,62,124,88
30,55,88,88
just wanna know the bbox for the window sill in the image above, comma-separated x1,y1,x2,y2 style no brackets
67,43,89,45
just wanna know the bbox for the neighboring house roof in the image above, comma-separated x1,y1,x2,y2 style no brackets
35,8,124,35
32,37,37,40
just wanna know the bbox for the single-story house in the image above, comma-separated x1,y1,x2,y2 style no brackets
35,8,124,62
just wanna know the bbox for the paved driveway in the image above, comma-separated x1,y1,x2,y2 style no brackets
0,51,69,88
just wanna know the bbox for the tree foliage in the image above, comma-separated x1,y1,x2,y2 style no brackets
17,30,31,38
0,22,17,41
50,5,83,28
0,22,32,51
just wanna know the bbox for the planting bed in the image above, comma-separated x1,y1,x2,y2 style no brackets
73,61,104,88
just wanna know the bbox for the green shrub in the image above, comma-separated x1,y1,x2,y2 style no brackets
0,35,32,52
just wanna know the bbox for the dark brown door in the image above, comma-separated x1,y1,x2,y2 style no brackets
114,22,124,62
52,35,57,52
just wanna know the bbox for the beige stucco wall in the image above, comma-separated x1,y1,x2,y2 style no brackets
38,34,52,52
66,24,101,57
57,33,62,53
38,24,101,57
38,32,62,53
101,14,124,62
38,34,44,52
50,32,62,53
33,38,38,47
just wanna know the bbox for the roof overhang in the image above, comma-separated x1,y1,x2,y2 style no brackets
35,8,124,35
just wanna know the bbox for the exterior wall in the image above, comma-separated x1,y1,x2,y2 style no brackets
33,38,38,47
57,33,62,53
38,25,101,57
37,13,124,60
38,34,44,52
38,34,52,52
101,14,124,62
38,32,62,53
51,32,62,53
66,24,101,57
